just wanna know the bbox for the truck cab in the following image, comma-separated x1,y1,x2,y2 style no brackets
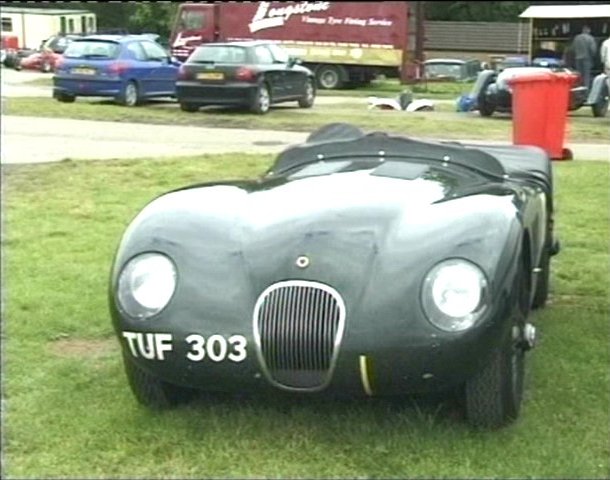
169,4,217,62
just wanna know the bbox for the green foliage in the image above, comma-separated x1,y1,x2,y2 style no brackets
425,1,530,21
128,2,179,38
0,1,178,38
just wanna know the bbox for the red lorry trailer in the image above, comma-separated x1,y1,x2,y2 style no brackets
169,1,417,89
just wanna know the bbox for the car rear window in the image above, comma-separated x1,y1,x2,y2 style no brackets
64,40,120,59
189,46,247,64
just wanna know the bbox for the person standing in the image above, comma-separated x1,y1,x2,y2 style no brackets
571,25,598,89
601,34,610,92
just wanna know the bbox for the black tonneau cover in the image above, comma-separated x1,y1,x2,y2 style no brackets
457,142,552,194
270,124,552,194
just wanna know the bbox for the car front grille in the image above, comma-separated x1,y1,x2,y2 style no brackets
253,280,346,391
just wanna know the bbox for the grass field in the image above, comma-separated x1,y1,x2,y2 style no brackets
2,152,609,478
6,95,610,143
21,75,471,98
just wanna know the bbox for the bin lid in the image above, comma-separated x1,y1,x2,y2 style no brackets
498,67,552,83
507,70,578,85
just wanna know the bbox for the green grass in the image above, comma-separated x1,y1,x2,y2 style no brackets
315,78,475,99
19,75,468,98
5,96,610,143
2,155,609,478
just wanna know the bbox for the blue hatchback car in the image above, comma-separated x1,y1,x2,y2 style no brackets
53,35,181,106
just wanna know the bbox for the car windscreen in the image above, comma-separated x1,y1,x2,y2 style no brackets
286,158,485,184
189,45,247,63
63,40,120,59
425,63,464,79
44,35,75,53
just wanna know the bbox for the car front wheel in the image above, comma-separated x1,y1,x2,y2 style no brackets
478,96,495,117
251,82,270,114
464,259,530,429
298,78,315,108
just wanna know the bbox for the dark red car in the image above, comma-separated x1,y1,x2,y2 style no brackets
15,34,80,73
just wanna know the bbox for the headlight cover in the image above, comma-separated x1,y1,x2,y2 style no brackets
421,259,488,332
117,252,177,319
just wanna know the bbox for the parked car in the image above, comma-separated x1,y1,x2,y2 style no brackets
109,122,559,429
175,40,316,114
15,34,81,73
423,58,481,82
490,56,529,72
470,66,608,117
1,34,19,67
52,34,181,106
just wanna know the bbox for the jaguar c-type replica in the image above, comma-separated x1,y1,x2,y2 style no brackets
471,66,608,118
109,123,559,429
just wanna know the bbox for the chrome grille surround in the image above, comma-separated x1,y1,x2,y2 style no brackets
253,280,346,391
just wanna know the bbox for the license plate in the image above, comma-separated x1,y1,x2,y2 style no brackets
197,72,224,80
71,67,95,75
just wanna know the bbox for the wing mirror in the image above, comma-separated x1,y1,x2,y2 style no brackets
288,56,303,68
168,56,182,66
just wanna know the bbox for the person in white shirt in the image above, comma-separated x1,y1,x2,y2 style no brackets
601,34,610,91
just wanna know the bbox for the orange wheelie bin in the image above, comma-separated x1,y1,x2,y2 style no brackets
508,71,579,160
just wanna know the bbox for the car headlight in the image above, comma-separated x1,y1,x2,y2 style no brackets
421,259,488,332
117,253,177,319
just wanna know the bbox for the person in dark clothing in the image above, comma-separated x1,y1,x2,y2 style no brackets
571,25,597,89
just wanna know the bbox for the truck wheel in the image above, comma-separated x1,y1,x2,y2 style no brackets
180,102,199,112
122,351,195,409
464,258,528,429
251,82,270,114
118,81,140,107
298,78,315,108
316,65,344,90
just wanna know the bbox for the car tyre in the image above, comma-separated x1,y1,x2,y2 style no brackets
531,247,550,309
56,93,76,103
591,90,608,117
464,259,528,429
122,351,195,409
251,82,271,114
478,97,495,117
118,81,140,107
40,61,52,73
298,78,315,108
180,102,199,112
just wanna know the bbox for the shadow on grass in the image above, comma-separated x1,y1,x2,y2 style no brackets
181,387,467,429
